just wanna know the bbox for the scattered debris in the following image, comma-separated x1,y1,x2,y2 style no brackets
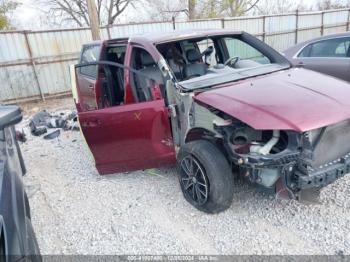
43,130,61,140
32,127,47,136
15,129,27,142
28,110,79,138
29,111,50,136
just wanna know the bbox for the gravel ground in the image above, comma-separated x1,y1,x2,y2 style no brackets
18,98,350,255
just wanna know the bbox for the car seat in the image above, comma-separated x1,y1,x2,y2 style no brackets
184,49,207,79
136,52,164,101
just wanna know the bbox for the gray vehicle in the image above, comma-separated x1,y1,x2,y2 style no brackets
283,32,350,82
0,105,41,262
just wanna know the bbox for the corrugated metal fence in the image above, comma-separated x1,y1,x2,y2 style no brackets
1,8,350,103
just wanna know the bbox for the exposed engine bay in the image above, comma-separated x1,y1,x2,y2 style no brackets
177,97,350,200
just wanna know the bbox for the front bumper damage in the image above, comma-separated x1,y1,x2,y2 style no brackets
218,119,350,200
296,154,350,190
230,150,350,200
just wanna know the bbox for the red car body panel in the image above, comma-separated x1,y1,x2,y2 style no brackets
76,74,98,112
195,68,350,132
78,99,176,174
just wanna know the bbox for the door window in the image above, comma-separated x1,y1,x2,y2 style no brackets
224,38,270,64
80,45,100,78
298,37,350,58
106,45,127,63
130,48,165,102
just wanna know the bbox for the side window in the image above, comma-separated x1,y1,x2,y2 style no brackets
106,45,127,64
299,38,350,58
224,38,270,64
130,47,165,102
298,45,311,57
335,39,350,56
80,45,100,78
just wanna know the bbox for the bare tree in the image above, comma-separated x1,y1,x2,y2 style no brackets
40,0,135,27
192,0,261,19
142,0,187,21
188,0,196,19
254,0,307,15
195,0,221,18
220,0,261,17
0,0,20,29
316,0,350,10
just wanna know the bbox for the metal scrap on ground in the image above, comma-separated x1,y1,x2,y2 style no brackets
28,110,79,139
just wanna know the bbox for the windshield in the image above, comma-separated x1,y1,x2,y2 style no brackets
156,33,290,90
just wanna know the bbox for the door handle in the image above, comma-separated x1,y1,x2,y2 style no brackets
297,62,305,67
88,84,94,90
81,119,101,127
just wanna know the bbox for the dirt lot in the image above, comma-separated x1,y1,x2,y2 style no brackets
18,97,350,255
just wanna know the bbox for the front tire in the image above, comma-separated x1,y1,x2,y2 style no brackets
177,140,234,213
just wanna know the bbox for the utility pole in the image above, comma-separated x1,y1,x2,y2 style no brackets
86,0,101,40
188,0,196,20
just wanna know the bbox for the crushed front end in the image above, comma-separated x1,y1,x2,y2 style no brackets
214,117,350,200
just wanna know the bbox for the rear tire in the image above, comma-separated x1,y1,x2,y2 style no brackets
177,140,234,213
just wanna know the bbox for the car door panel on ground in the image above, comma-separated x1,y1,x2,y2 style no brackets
76,44,176,174
295,37,350,82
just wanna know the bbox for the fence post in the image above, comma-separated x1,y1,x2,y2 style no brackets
262,16,266,42
172,16,176,30
321,11,325,36
221,18,225,29
347,8,350,32
23,31,45,101
295,9,299,44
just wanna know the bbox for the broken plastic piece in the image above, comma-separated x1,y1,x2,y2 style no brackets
43,129,61,140
32,127,47,136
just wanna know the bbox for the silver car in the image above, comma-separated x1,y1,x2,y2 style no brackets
283,32,350,82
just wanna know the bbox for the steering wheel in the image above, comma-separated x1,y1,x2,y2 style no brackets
224,56,240,67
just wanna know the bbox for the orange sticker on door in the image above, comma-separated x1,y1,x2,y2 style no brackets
134,112,142,120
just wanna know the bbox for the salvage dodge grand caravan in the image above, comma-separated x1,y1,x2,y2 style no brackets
72,30,350,213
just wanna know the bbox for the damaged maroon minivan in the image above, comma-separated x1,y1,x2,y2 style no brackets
73,30,350,213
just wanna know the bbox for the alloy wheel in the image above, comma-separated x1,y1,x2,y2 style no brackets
180,155,209,205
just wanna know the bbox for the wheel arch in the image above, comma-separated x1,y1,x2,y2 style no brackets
184,127,229,158
185,127,217,144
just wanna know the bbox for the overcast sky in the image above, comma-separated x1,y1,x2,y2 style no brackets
12,0,322,30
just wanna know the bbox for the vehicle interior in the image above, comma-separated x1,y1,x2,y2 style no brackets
157,35,272,83
129,47,165,102
101,45,127,107
98,35,285,105
101,45,166,104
